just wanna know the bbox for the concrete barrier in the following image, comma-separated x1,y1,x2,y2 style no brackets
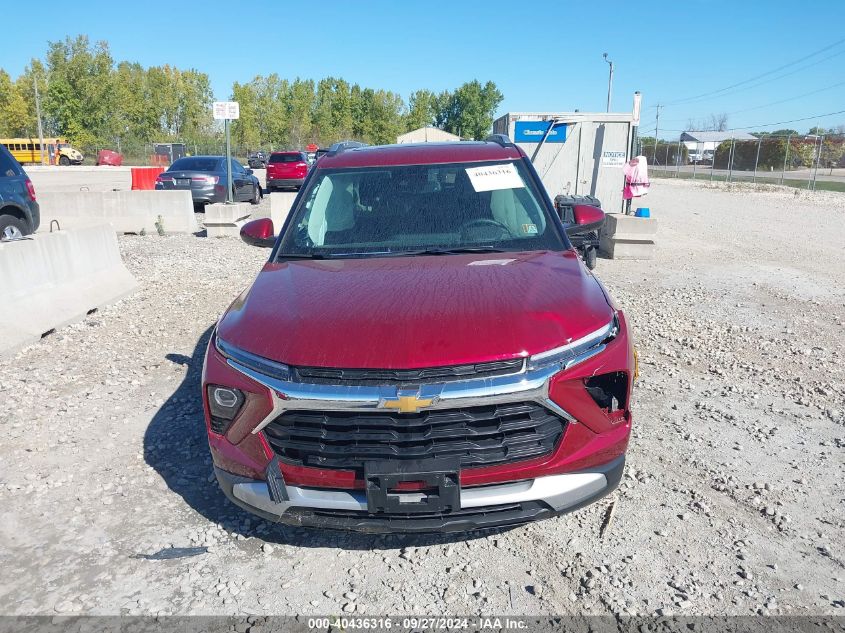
37,190,197,234
269,192,297,233
600,214,658,260
204,203,251,237
0,223,139,356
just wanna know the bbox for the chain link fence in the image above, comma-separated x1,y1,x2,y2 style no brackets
76,139,269,167
639,134,845,192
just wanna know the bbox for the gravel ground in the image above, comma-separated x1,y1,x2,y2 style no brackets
0,178,843,617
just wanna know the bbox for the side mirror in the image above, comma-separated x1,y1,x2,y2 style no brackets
240,218,275,248
245,168,254,175
565,204,605,235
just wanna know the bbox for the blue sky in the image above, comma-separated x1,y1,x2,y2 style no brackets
2,0,844,138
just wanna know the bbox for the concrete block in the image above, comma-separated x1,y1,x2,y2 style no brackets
38,190,197,234
600,213,658,260
204,202,251,238
603,213,658,237
0,223,139,356
601,238,656,260
270,192,297,233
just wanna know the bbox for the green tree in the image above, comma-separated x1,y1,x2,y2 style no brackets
231,81,260,149
441,80,503,140
0,70,33,136
41,36,116,146
287,79,315,148
405,89,437,131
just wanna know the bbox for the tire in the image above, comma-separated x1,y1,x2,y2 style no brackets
0,214,30,240
250,183,261,205
59,155,70,166
582,246,597,270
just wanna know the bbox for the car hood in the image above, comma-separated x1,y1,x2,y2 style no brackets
216,250,614,369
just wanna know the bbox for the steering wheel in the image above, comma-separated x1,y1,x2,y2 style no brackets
461,218,512,240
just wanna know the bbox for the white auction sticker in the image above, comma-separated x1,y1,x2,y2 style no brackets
465,163,525,192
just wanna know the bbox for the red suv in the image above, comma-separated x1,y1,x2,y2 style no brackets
266,151,309,191
203,138,635,533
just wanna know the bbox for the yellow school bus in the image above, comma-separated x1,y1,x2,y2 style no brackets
0,138,85,165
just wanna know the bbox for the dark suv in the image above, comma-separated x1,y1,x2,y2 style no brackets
247,151,268,169
0,145,39,239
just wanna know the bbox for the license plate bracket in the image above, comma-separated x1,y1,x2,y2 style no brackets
175,178,191,186
365,458,460,514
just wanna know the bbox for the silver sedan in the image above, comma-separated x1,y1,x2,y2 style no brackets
155,156,262,208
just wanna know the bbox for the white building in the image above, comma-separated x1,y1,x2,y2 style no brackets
681,130,757,154
396,126,461,144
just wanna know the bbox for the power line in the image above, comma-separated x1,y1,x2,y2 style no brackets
655,79,845,126
672,47,845,107
664,36,845,106
725,109,845,131
647,108,845,135
728,79,845,115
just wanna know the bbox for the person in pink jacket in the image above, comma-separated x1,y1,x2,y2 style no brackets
623,155,650,214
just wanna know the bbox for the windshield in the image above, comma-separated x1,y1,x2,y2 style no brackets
169,157,220,172
276,160,566,259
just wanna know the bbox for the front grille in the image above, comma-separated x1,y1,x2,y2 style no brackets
263,402,565,473
293,358,524,386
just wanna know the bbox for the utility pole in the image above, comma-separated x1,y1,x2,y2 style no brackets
34,77,46,165
652,104,662,163
603,53,614,112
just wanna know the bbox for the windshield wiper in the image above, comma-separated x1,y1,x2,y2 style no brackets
276,252,330,260
401,246,508,256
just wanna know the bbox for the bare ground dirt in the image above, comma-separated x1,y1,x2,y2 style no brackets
0,178,843,616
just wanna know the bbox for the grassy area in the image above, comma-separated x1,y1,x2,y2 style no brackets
650,169,845,193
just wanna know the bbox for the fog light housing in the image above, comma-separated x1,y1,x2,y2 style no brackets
585,371,628,413
207,385,245,435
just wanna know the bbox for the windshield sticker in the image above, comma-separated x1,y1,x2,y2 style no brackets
465,163,525,192
522,223,538,235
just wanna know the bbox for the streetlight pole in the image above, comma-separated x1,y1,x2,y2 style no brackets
34,77,46,165
603,53,614,112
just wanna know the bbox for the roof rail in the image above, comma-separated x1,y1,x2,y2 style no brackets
327,140,368,156
484,134,514,147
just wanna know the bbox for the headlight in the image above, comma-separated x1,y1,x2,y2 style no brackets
214,334,291,382
527,313,619,372
206,384,245,434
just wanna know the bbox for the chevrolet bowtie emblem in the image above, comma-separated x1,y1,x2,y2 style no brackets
380,393,435,414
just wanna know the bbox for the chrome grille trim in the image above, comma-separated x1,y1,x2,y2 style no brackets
223,358,582,435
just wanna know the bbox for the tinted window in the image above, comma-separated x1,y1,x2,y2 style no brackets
169,157,220,172
0,146,21,177
277,160,565,258
269,153,304,164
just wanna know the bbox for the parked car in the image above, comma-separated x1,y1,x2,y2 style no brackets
0,144,40,239
203,137,636,533
247,151,268,169
96,149,123,166
154,156,261,208
266,151,309,191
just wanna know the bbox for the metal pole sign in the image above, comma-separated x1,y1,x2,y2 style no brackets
213,101,240,204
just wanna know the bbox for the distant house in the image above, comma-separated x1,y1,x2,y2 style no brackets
681,130,756,154
397,126,461,144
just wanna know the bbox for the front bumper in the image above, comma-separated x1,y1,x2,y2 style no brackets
214,455,624,533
